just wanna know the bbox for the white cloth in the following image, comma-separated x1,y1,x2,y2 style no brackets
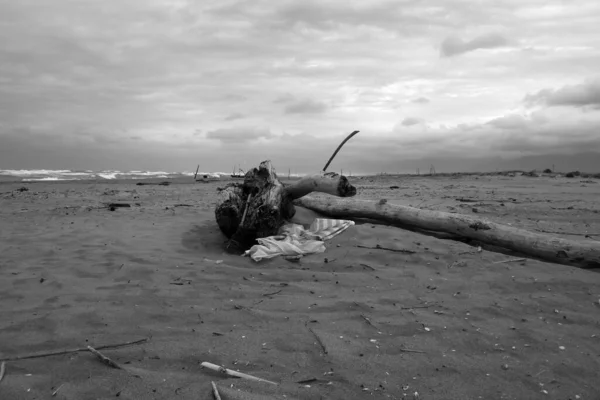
244,219,355,261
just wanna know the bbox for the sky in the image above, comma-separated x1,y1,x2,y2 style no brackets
1,0,599,174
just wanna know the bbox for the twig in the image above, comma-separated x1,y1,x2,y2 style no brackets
262,289,283,297
87,346,122,369
356,244,415,254
200,362,277,385
240,193,253,227
306,325,328,355
360,314,377,329
52,384,64,397
360,263,376,271
399,304,437,310
0,361,5,384
0,337,149,362
399,347,426,354
211,381,222,400
493,258,527,264
534,229,599,237
323,130,359,172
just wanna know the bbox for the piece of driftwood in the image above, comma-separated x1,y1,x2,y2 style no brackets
0,337,149,362
200,362,278,385
87,346,123,369
295,197,600,268
211,381,222,400
0,361,5,384
214,160,356,250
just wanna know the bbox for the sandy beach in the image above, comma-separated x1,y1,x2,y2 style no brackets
1,174,599,399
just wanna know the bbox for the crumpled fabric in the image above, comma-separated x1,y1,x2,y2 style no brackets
244,218,355,261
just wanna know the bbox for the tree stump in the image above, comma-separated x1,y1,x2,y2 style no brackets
215,160,356,251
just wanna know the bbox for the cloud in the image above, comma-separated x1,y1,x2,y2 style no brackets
283,98,328,114
205,127,273,143
524,78,600,108
224,112,245,121
440,33,509,57
486,114,528,130
400,117,424,126
1,0,600,173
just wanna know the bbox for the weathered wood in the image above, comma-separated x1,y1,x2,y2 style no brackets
214,161,356,251
295,197,600,269
285,172,356,200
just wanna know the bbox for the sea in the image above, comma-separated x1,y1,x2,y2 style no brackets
0,169,311,182
0,169,226,182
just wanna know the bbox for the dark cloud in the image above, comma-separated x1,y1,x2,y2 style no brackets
400,117,424,126
283,99,328,114
205,127,273,143
224,112,245,121
524,79,600,108
440,33,509,57
411,97,430,104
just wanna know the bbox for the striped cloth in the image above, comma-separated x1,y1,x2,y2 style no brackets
244,219,355,261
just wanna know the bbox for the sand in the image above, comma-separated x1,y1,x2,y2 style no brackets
0,174,599,399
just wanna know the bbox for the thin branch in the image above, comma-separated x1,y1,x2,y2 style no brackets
201,362,277,385
0,361,5,384
493,258,527,264
262,289,283,297
356,244,416,254
323,130,359,172
0,337,149,362
87,346,123,369
305,323,328,355
211,381,222,400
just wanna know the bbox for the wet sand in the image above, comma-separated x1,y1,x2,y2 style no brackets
0,174,599,399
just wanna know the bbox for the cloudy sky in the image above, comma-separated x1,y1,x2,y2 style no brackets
1,0,599,173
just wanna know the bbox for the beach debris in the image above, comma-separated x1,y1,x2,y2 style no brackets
51,383,64,397
211,381,222,400
356,244,416,254
262,289,283,297
305,323,328,355
215,132,358,251
360,314,377,328
107,203,131,211
0,337,149,362
135,181,170,186
87,346,123,369
493,258,527,264
200,362,278,385
296,197,600,269
0,361,5,384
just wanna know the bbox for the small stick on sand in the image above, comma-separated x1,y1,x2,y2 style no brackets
211,381,222,400
262,289,283,297
493,258,527,264
399,347,426,354
0,337,149,362
200,362,277,385
52,383,64,397
0,361,6,384
360,314,377,329
356,244,416,254
87,346,123,369
306,326,328,355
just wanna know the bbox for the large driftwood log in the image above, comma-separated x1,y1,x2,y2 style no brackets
215,161,356,250
295,197,600,269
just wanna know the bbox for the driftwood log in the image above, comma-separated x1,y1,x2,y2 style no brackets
215,160,356,250
295,197,600,269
